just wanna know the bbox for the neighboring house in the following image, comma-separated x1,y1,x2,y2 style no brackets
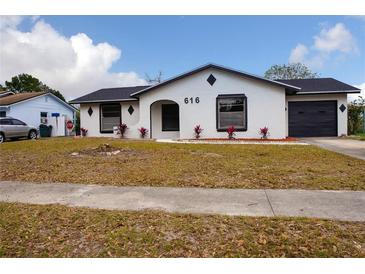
70,64,360,139
0,92,77,136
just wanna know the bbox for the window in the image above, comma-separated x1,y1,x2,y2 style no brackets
0,119,11,125
40,112,48,124
162,104,179,131
216,94,247,131
11,119,26,126
0,111,6,117
100,104,121,133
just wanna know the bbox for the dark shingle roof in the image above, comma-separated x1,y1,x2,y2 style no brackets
0,92,47,106
69,86,151,104
276,78,360,93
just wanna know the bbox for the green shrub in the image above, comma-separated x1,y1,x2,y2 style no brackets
348,96,365,135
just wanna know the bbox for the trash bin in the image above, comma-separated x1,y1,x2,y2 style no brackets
39,124,52,137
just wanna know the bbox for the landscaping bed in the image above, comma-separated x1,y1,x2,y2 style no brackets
182,137,299,142
0,137,364,190
0,202,364,257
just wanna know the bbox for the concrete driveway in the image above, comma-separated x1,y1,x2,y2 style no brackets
302,137,365,160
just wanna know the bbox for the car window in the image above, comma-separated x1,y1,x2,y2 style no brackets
11,119,27,126
0,119,12,125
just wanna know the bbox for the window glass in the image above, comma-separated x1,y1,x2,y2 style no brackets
0,111,6,117
162,104,179,131
11,119,26,126
217,96,246,130
0,119,11,125
101,104,121,132
40,112,48,124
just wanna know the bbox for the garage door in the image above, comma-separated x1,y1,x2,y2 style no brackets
288,101,338,137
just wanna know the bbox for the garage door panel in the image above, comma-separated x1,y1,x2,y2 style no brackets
288,101,337,137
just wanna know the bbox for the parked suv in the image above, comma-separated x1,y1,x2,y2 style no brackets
0,117,38,143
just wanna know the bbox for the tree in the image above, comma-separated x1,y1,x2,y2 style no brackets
5,74,43,93
145,71,163,84
264,63,319,80
348,96,365,135
4,74,66,101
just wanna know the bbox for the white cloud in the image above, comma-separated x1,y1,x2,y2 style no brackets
314,23,358,53
289,43,308,63
348,82,365,102
0,16,146,100
0,15,23,30
288,23,358,69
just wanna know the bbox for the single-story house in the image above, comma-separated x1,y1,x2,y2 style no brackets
0,91,77,136
70,64,361,139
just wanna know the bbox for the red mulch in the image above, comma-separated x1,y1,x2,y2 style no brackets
182,137,298,142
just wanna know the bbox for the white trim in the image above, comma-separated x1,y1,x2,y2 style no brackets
70,98,139,104
295,90,361,95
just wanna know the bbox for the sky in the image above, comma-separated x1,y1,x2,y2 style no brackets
0,15,364,100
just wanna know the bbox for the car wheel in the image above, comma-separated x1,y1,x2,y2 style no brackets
28,130,37,140
0,133,4,143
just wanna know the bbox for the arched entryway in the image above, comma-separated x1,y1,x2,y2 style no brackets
150,100,180,139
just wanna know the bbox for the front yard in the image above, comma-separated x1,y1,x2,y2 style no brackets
0,202,364,257
0,137,364,190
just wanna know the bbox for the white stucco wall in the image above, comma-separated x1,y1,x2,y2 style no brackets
80,68,288,139
150,100,180,139
80,101,141,138
286,93,348,136
4,94,75,136
136,68,287,139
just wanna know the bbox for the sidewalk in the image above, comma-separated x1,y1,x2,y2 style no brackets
0,181,364,221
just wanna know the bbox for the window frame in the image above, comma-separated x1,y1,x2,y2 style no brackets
99,103,121,133
40,112,48,124
161,104,180,132
216,94,247,132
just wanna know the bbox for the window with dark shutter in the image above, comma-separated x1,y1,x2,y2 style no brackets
162,104,179,131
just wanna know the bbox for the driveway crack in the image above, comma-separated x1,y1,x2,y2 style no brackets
264,189,276,217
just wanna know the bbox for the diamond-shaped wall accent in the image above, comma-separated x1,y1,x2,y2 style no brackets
339,104,346,112
207,74,216,86
87,107,93,116
128,105,134,115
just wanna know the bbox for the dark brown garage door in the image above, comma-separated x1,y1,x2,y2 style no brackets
288,101,338,137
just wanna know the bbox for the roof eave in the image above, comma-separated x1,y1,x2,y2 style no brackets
69,98,139,104
292,90,361,95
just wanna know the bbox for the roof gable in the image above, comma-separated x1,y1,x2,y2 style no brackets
130,64,301,97
0,92,77,112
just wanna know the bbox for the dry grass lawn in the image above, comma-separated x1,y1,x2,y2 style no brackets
0,137,364,190
0,202,364,257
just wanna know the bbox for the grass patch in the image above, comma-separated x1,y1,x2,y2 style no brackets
356,133,365,141
0,202,364,257
0,137,364,190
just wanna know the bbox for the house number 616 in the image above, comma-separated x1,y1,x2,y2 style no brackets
184,97,200,104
